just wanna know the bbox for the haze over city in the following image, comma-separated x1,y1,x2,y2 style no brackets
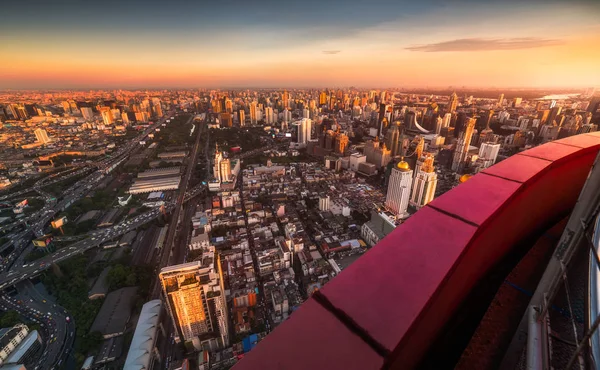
1,0,600,89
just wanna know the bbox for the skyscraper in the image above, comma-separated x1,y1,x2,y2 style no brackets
319,91,327,106
385,160,413,218
478,142,501,168
159,248,229,350
282,90,289,109
213,145,223,182
452,117,476,173
265,107,274,125
250,102,258,125
220,158,232,182
410,154,437,209
101,108,114,125
238,110,245,127
34,128,50,144
334,133,349,155
364,138,392,169
498,93,504,106
447,92,458,114
384,123,400,157
297,118,312,145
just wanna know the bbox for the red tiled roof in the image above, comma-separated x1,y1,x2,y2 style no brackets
233,132,600,370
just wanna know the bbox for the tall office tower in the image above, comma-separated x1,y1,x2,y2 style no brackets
219,113,233,128
410,154,437,209
385,123,401,156
121,112,130,124
283,109,292,123
159,249,229,350
587,97,600,114
220,158,232,182
211,99,221,113
498,93,504,107
303,108,310,119
225,98,233,113
34,128,50,144
238,110,245,127
377,103,388,136
442,113,452,128
447,92,458,114
415,137,424,161
546,106,562,126
61,101,71,114
478,142,501,168
282,90,289,109
513,97,522,107
81,107,94,120
101,109,114,125
319,91,327,106
319,195,330,211
452,117,476,173
250,102,258,125
154,102,163,117
334,133,349,155
213,145,223,182
435,116,443,135
297,118,312,145
385,160,413,218
265,107,274,125
364,138,392,169
454,112,467,138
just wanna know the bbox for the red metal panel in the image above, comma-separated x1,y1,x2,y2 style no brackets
427,174,521,226
317,206,478,352
233,299,383,370
483,155,551,183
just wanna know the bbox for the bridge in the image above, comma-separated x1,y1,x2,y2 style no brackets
233,131,600,370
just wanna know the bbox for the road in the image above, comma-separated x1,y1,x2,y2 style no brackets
0,205,171,289
151,114,205,299
0,111,177,370
148,114,206,369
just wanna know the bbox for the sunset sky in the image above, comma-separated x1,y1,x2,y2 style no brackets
1,0,599,89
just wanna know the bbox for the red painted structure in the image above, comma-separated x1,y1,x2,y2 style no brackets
233,132,600,370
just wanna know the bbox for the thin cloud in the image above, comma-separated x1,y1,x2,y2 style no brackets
406,37,564,52
322,50,341,54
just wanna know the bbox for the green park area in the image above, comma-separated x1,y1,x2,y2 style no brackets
155,114,194,146
209,127,266,155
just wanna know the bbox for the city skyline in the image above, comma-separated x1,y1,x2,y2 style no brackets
2,0,600,89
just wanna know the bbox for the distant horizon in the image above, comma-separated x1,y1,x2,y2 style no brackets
1,0,599,89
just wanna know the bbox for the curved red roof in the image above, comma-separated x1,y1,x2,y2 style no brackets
234,132,600,370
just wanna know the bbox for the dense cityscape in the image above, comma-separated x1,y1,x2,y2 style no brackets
0,87,597,370
1,0,600,369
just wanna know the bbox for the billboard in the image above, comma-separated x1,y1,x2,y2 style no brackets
33,235,52,248
51,216,67,229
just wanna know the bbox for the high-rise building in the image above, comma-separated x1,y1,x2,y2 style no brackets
297,118,312,145
265,107,274,125
80,107,94,120
447,92,458,114
282,109,292,123
385,160,413,218
478,142,501,168
546,106,562,126
220,158,232,182
121,112,130,124
101,108,114,125
303,108,310,119
34,128,50,144
319,91,327,106
238,110,245,127
249,102,258,125
219,112,233,128
498,93,504,106
364,138,392,169
385,123,401,156
282,90,289,109
213,145,223,182
159,248,229,350
334,133,349,155
410,154,437,209
319,195,330,211
452,117,476,173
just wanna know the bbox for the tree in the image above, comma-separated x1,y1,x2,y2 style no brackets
0,310,21,327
